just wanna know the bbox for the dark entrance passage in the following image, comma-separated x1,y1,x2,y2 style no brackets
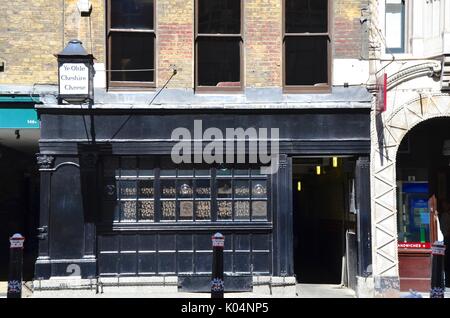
0,145,39,281
293,158,355,284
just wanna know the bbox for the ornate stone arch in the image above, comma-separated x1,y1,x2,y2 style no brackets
371,92,450,296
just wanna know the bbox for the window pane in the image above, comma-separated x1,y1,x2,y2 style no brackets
197,38,240,87
138,201,154,221
217,200,233,220
217,179,232,198
285,36,328,86
178,180,194,198
252,201,267,220
385,0,405,53
234,201,250,220
179,201,194,220
138,180,154,198
195,201,211,220
161,200,176,220
111,0,154,29
252,180,267,198
161,180,176,198
110,32,154,82
234,180,250,198
198,0,240,34
195,179,211,198
286,0,327,33
119,180,137,198
121,201,136,221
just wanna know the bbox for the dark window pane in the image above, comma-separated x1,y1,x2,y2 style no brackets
198,38,240,86
286,0,328,33
285,36,328,86
111,0,154,29
110,32,154,82
198,0,240,34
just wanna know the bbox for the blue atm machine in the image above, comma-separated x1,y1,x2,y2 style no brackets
397,182,430,245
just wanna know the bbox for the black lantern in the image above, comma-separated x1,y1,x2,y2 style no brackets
56,39,95,104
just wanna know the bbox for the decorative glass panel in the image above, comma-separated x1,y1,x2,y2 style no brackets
179,201,194,220
121,201,136,221
252,201,267,220
234,201,250,220
119,180,137,198
217,179,232,198
195,179,211,198
252,180,267,198
161,180,176,198
195,201,211,220
138,201,154,221
178,180,193,198
217,200,232,220
138,180,154,198
161,200,176,220
234,180,250,198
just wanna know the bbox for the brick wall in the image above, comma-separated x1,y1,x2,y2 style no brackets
245,0,282,88
157,0,194,88
0,0,367,88
0,0,104,86
333,0,366,59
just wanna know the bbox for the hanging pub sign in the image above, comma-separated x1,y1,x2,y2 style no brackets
376,72,387,113
56,39,95,104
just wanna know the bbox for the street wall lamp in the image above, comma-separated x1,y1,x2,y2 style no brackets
56,39,95,105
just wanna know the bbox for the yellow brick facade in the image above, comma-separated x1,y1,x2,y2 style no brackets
0,0,366,88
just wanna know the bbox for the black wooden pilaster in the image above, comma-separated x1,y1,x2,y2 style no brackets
355,156,372,277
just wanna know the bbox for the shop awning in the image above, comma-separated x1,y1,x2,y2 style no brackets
0,108,40,128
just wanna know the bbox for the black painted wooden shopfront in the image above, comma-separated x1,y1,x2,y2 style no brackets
34,108,371,290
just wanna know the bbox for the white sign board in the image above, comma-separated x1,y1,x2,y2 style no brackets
59,63,89,95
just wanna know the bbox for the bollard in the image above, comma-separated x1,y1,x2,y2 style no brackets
430,241,446,298
7,233,25,299
211,232,224,299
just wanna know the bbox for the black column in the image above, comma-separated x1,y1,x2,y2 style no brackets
272,154,293,276
34,154,55,279
355,157,372,277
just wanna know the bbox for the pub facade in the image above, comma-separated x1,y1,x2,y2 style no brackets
28,0,373,295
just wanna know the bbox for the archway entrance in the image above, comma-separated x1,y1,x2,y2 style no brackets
396,118,450,291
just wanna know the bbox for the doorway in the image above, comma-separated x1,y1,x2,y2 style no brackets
396,117,450,291
292,157,354,284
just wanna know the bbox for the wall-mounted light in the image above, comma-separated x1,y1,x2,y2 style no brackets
332,157,338,168
316,165,321,175
297,181,302,192
15,130,20,140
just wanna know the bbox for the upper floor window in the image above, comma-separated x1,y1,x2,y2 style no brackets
195,0,243,91
107,0,155,88
283,0,331,92
385,0,406,53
